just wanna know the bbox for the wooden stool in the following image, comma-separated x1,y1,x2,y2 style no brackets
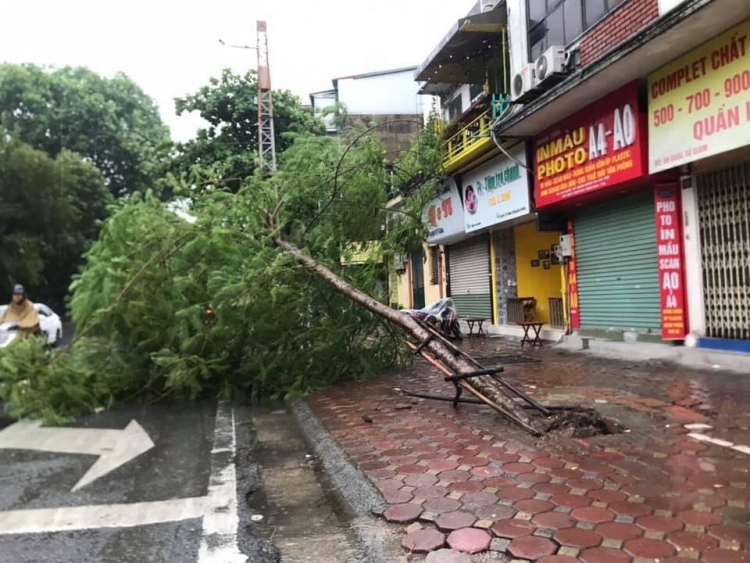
517,321,544,348
464,317,488,338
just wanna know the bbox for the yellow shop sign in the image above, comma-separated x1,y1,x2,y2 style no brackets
648,19,750,173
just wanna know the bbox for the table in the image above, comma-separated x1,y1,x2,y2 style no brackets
464,317,488,338
517,321,544,348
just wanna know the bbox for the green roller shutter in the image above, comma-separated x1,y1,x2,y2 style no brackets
448,236,492,318
575,190,661,333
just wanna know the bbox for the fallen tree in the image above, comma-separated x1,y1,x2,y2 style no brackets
0,119,548,435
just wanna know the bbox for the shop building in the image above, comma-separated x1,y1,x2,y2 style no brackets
648,17,750,352
529,81,682,341
492,0,750,348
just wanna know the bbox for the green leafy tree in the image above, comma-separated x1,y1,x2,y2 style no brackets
0,137,111,307
169,69,325,193
0,121,445,423
0,64,170,198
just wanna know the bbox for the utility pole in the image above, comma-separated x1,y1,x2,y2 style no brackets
256,21,276,175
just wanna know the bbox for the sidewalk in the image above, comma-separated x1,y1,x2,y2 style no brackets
306,338,750,562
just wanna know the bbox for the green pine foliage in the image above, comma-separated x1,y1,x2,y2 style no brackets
0,120,444,423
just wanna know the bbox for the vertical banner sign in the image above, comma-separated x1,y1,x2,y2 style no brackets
655,186,688,339
566,220,581,330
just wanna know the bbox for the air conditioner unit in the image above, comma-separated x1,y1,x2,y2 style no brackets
480,0,496,11
535,46,568,88
511,63,537,103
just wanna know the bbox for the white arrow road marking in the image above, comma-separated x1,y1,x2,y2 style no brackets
0,497,207,535
0,419,155,491
0,402,246,562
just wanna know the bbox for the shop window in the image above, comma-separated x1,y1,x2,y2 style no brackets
528,0,625,59
430,248,440,285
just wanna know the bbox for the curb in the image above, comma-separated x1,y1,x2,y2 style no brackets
288,398,403,563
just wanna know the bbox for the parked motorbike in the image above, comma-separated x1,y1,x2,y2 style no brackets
402,298,463,341
0,322,19,348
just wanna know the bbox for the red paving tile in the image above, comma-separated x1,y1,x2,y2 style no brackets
624,537,677,558
677,509,722,526
702,548,750,563
636,514,684,533
309,339,750,558
423,497,462,514
498,486,536,501
384,503,423,523
449,481,484,493
402,528,446,552
551,493,593,509
491,519,536,539
571,506,615,523
413,486,449,500
515,499,555,514
434,511,477,532
667,530,719,552
533,511,576,530
446,528,492,554
595,522,643,541
554,528,603,549
580,547,633,563
507,536,558,559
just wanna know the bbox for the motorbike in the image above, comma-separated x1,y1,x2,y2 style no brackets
0,322,19,348
402,298,463,341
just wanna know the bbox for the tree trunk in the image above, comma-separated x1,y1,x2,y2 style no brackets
274,237,545,435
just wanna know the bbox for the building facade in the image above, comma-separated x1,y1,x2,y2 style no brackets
490,0,750,349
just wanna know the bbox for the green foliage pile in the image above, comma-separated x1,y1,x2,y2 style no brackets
0,122,443,423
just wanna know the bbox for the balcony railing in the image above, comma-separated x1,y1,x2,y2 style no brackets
443,109,492,170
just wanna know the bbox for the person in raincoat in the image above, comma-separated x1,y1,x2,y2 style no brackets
0,284,41,339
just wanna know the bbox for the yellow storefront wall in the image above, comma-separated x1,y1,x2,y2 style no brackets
392,244,447,309
514,222,563,324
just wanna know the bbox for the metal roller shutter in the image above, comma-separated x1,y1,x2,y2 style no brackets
448,236,492,318
575,191,661,332
698,163,750,340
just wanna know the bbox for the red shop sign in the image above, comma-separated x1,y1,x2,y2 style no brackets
566,220,580,330
655,185,688,340
533,81,646,208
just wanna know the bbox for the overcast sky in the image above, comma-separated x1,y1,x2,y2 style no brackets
1,0,467,141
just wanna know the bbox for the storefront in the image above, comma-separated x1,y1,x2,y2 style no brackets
533,81,673,338
648,19,750,349
398,180,466,310
454,143,535,325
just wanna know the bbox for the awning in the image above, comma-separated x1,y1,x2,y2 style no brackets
415,3,507,93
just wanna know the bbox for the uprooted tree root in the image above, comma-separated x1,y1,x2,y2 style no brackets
541,408,624,439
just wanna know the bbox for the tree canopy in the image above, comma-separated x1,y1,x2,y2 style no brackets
0,118,442,423
0,137,112,309
0,64,171,198
168,69,326,193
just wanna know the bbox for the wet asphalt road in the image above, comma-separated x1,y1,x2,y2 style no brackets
0,401,262,563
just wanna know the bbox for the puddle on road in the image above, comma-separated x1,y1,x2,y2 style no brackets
247,403,358,563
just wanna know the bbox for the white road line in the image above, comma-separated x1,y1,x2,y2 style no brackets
688,432,735,448
686,424,750,456
197,401,247,563
0,497,207,535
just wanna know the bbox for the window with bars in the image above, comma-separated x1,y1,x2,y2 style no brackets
528,0,627,60
430,248,440,285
